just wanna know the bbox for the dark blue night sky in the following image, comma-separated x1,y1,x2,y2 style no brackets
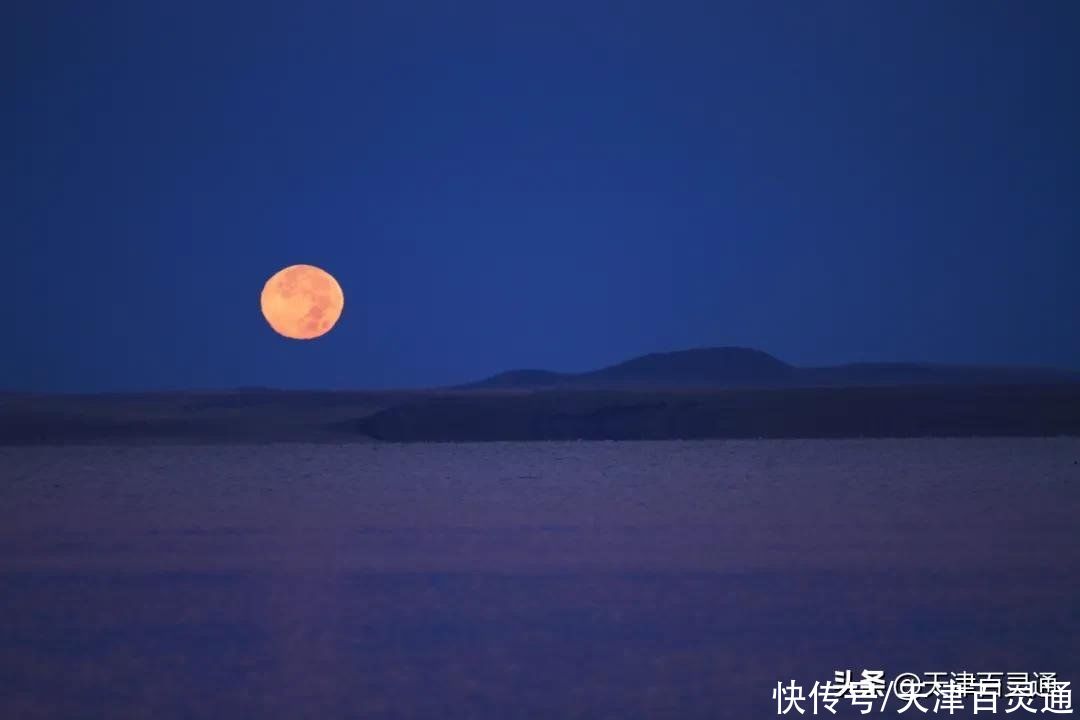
8,1,1079,391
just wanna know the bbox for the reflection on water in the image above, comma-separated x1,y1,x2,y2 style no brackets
1,440,1078,718
2,570,1077,718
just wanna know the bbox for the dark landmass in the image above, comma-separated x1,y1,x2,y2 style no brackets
465,346,1080,389
3,348,1079,444
2,384,1079,445
0,390,410,445
358,384,1080,442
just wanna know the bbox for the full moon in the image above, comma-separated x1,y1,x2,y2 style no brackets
260,264,344,340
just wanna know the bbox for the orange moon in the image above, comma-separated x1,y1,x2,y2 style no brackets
260,264,344,340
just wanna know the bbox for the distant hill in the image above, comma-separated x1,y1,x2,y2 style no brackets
4,349,1079,445
463,347,1080,390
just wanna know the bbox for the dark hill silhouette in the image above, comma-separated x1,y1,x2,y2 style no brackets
580,347,794,386
471,348,794,389
4,350,1079,445
463,347,1080,389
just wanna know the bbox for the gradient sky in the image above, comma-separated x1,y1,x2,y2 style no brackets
7,1,1079,391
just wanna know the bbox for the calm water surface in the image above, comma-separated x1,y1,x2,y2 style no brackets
2,439,1078,718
